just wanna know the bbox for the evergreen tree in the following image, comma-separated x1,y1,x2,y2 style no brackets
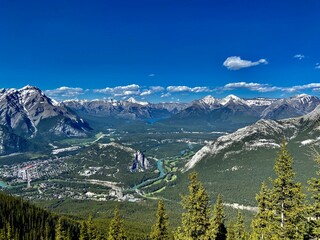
251,182,273,239
0,228,5,240
55,218,66,240
207,194,226,240
6,222,13,240
45,220,52,240
270,141,306,239
150,200,169,240
87,215,97,240
308,151,320,239
80,221,89,240
107,206,127,240
0,192,80,240
174,172,210,240
234,210,246,240
226,220,235,240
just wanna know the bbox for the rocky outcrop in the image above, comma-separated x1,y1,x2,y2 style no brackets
131,150,150,172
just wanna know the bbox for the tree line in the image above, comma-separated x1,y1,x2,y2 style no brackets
1,141,320,239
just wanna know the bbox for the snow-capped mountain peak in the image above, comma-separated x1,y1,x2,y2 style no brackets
199,95,219,105
245,98,275,107
0,86,91,138
292,93,315,104
127,97,149,106
19,85,41,92
220,94,247,106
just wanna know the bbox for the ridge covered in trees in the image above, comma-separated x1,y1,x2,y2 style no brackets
0,192,80,240
1,142,320,239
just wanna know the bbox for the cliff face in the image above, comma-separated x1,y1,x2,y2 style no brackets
0,125,33,155
0,86,91,138
131,150,150,172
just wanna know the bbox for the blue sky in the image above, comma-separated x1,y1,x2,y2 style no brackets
1,0,320,102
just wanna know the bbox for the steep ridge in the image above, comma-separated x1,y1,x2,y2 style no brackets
0,125,34,155
261,94,320,119
0,86,91,138
184,104,320,171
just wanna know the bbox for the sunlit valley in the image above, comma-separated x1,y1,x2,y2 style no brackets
1,1,320,239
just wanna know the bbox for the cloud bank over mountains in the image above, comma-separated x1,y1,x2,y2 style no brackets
43,82,320,101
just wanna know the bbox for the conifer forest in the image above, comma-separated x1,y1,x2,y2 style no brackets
1,142,320,239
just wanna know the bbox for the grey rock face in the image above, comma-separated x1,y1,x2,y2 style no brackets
0,86,91,138
131,150,150,172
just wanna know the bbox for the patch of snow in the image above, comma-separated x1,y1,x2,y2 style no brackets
127,97,149,106
220,94,247,106
301,139,314,146
245,98,275,107
244,139,280,151
300,137,320,146
50,98,60,106
199,95,220,105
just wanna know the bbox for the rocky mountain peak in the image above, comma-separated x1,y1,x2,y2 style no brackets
292,93,318,104
200,95,219,105
127,97,149,106
19,85,41,92
0,86,91,138
220,94,247,106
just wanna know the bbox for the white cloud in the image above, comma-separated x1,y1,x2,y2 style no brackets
46,82,320,101
223,82,279,92
167,86,211,93
294,54,305,60
150,86,165,92
161,93,171,98
140,86,165,96
45,87,85,99
148,73,155,77
94,84,141,97
315,63,320,69
223,56,268,70
140,90,152,96
282,83,320,92
222,81,320,93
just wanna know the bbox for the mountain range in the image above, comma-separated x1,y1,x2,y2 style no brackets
64,93,320,128
0,85,319,155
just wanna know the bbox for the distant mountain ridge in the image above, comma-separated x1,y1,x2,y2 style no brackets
159,94,320,131
63,98,190,121
64,94,320,124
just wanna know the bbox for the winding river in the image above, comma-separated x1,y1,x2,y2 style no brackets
131,159,165,190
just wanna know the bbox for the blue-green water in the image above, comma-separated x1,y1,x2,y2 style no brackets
157,160,164,177
132,159,165,190
0,181,7,188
